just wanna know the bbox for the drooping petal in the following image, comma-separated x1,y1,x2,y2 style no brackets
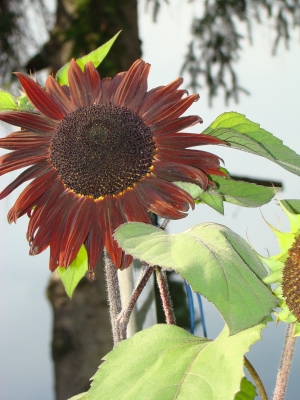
141,176,195,212
134,182,188,220
154,132,225,149
61,196,95,267
152,160,209,189
27,178,64,242
0,111,57,133
98,196,127,269
0,130,52,150
29,190,70,258
122,188,151,224
45,75,76,114
0,146,49,175
0,160,52,200
15,72,66,120
84,215,104,272
8,168,58,223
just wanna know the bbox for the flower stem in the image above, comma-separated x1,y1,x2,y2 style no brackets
116,264,154,341
244,356,268,400
103,249,122,346
155,266,176,325
273,322,297,400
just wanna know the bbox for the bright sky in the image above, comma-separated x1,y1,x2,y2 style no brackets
1,1,300,399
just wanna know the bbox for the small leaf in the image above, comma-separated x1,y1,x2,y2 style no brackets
0,91,18,110
57,245,88,298
173,181,204,199
16,93,34,110
197,190,224,214
210,175,278,208
56,32,121,85
86,323,265,400
203,112,300,176
234,378,257,400
114,222,277,334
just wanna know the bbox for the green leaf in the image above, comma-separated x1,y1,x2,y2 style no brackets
114,222,277,334
57,245,88,298
86,323,265,400
56,31,121,85
234,378,257,400
210,175,278,208
203,112,300,176
0,91,18,110
197,190,224,214
281,199,300,215
16,94,34,110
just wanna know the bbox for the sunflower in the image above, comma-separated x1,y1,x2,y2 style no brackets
0,59,225,273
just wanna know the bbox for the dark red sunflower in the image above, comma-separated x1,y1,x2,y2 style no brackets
0,59,225,273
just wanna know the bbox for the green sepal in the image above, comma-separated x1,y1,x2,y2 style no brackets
57,245,88,298
56,31,121,86
278,199,300,233
16,93,34,110
259,254,285,272
263,270,283,285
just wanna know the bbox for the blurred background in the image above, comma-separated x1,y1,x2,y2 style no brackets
1,0,300,399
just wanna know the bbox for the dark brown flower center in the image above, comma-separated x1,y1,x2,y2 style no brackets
50,103,156,198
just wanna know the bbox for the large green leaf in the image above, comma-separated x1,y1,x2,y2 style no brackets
0,91,19,110
203,112,300,176
114,222,276,334
68,393,88,400
57,245,88,298
85,323,265,400
56,31,121,86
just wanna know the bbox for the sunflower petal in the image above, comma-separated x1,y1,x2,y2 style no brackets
154,132,225,149
0,160,51,200
0,130,51,150
46,75,76,114
122,188,151,224
114,60,150,108
0,146,49,175
152,160,209,189
151,116,201,136
142,176,195,211
135,182,188,220
15,72,66,120
83,61,102,104
8,169,58,223
0,111,57,133
84,214,104,272
62,196,95,267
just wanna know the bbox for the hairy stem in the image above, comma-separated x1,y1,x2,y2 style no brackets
273,323,296,400
116,264,154,341
155,266,176,325
244,356,268,400
103,249,122,346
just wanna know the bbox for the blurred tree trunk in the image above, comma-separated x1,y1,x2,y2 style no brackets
26,1,142,399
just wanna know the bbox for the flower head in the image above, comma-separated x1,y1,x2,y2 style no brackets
0,59,224,272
